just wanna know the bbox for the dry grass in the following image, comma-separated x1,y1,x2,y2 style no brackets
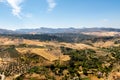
89,76,104,80
82,31,120,37
16,48,58,61
60,42,94,50
93,41,114,48
16,47,70,62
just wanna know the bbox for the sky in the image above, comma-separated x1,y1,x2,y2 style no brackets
0,0,120,30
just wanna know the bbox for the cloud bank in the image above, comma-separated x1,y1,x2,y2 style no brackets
47,0,56,11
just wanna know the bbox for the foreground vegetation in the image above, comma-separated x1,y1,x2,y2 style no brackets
0,34,119,80
0,44,120,80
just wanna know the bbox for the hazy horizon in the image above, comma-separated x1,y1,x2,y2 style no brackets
0,27,119,31
0,0,120,29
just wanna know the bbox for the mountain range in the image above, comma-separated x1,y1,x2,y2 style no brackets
0,27,120,34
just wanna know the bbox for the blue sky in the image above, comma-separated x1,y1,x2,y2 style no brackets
0,0,120,30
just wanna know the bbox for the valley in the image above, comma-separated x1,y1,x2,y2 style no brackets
0,30,119,80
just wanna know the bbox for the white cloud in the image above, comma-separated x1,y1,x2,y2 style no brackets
6,0,24,18
1,0,56,18
47,0,56,11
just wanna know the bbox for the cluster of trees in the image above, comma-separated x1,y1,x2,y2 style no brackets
101,46,120,61
61,47,100,70
60,47,115,78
